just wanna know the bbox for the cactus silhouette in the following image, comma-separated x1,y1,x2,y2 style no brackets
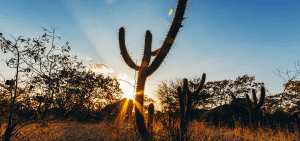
118,0,188,139
147,103,154,134
177,73,206,141
231,86,265,128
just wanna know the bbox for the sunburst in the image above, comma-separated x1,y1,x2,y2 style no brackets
117,73,135,100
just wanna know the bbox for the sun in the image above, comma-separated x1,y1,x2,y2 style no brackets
119,82,135,100
122,89,135,100
118,80,135,100
117,73,135,100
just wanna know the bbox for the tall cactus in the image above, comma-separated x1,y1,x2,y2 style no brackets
177,73,206,141
118,0,188,139
231,86,265,128
147,103,154,134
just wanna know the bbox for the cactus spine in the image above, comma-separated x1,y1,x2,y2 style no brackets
147,103,154,134
118,0,188,139
177,73,206,141
231,86,265,128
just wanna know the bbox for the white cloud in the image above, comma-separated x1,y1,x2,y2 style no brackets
86,56,93,62
117,73,128,80
86,63,113,74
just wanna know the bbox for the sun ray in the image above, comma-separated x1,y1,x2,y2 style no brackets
133,99,144,115
114,99,129,124
113,99,134,128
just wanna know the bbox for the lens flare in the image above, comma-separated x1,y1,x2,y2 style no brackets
169,9,173,16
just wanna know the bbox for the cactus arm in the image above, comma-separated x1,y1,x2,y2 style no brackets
186,88,192,117
245,94,253,108
145,0,188,77
192,73,206,95
177,86,185,119
178,78,188,118
252,89,258,106
177,86,184,100
177,85,185,120
119,27,139,70
182,78,188,94
255,86,265,109
141,30,152,68
231,93,248,107
177,86,182,96
177,78,188,141
178,78,189,114
186,73,206,118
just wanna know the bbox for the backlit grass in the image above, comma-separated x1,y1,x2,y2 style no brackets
2,116,298,141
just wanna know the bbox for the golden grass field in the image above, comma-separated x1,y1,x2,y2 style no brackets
1,117,299,141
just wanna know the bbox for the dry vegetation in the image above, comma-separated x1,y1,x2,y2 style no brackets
1,0,299,140
2,116,298,141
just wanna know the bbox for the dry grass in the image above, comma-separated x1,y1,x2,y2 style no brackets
1,118,140,141
1,118,299,141
187,120,299,141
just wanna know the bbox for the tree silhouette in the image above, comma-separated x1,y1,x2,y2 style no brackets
284,80,300,95
157,74,264,111
53,69,123,120
0,27,124,140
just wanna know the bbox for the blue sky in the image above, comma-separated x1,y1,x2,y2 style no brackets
1,0,300,104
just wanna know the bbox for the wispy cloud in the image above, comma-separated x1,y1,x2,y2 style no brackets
107,0,115,4
86,61,114,74
86,56,93,62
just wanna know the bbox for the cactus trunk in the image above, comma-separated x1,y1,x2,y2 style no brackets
135,74,147,136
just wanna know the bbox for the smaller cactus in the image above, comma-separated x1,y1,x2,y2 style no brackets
231,86,265,128
177,73,206,141
147,103,154,133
